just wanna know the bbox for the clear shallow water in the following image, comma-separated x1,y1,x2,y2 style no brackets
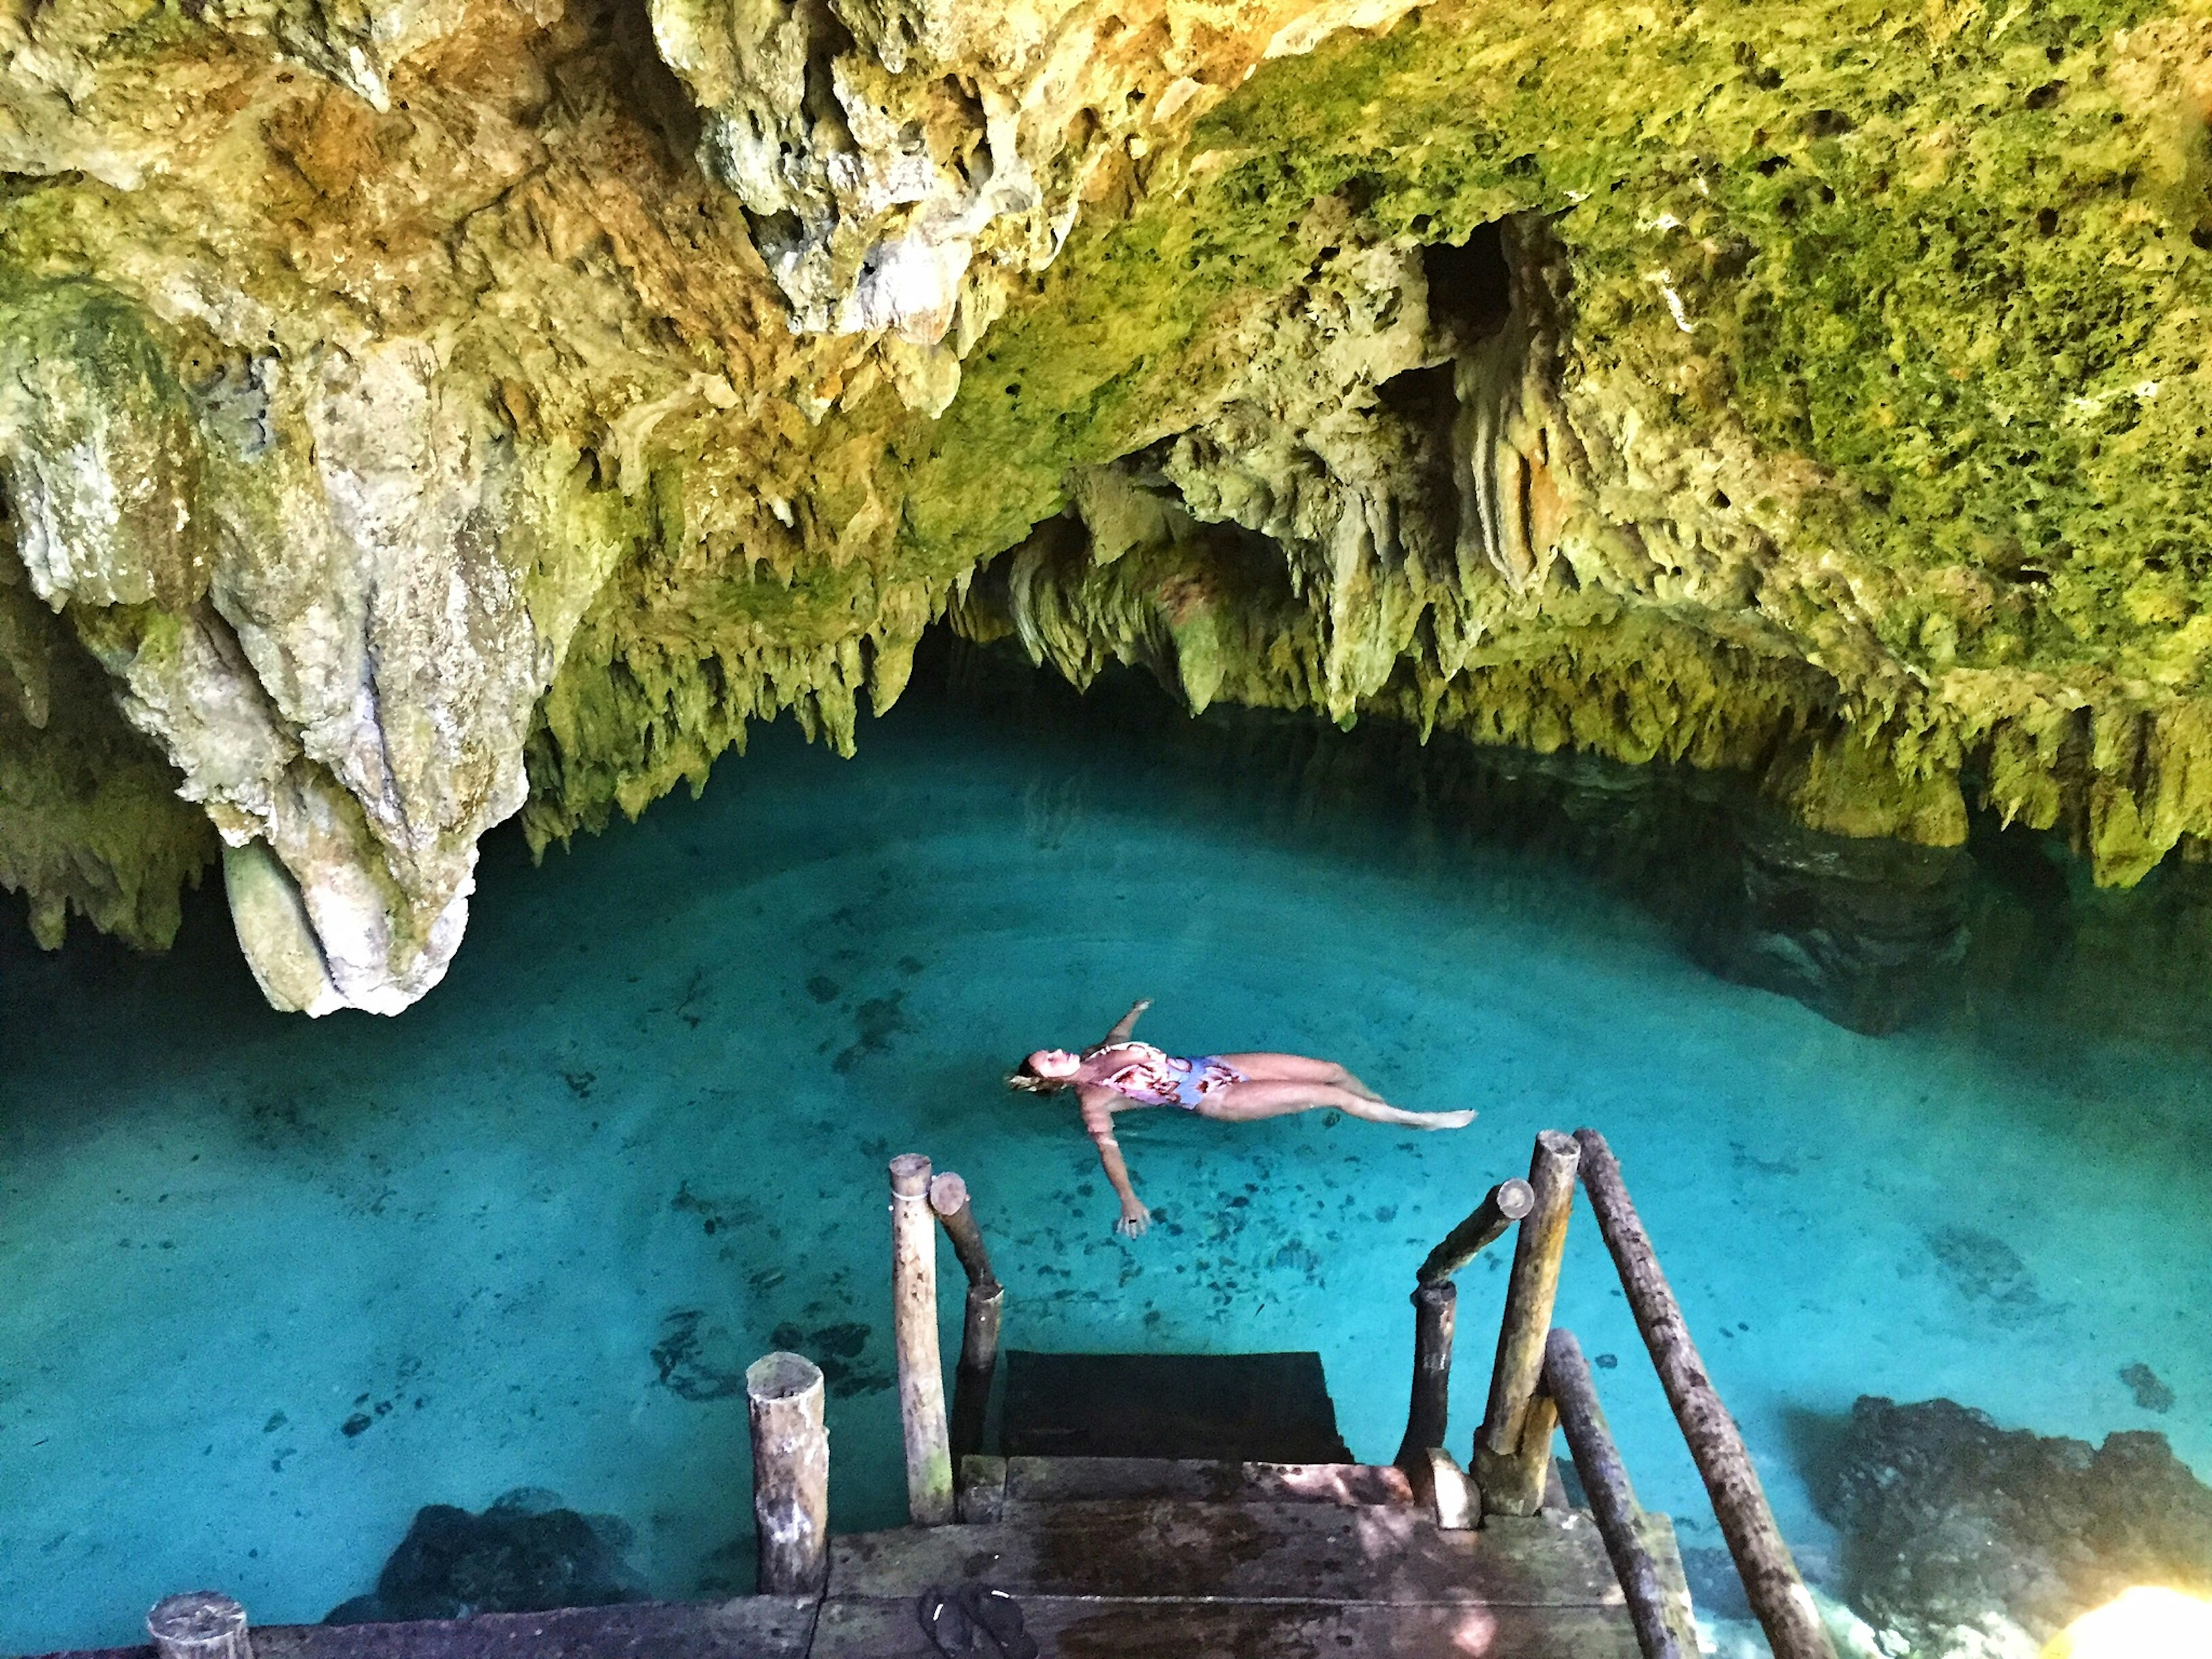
3,643,2209,1656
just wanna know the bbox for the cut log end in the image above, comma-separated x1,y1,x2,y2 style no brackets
147,1593,250,1659
148,1593,245,1640
1495,1177,1536,1219
928,1172,971,1216
747,1350,824,1403
889,1152,933,1195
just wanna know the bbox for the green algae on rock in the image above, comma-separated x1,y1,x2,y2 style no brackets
3,0,2212,1009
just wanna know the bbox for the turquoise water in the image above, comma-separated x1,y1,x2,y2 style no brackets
3,642,2209,1656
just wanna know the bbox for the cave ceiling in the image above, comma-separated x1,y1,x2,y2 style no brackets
2,0,2210,1011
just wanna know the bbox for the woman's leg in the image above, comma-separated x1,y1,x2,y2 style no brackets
1197,1079,1475,1130
1214,1052,1388,1103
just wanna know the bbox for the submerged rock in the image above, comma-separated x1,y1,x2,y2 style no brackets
324,1488,646,1624
1809,1396,2212,1657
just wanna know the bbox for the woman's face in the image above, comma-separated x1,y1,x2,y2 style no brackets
1027,1048,1081,1079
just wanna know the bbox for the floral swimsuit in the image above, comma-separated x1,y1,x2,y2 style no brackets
1087,1041,1245,1109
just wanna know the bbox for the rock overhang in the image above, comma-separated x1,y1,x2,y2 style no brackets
1,0,2210,1010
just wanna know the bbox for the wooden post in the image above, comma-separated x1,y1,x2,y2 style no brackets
929,1172,1004,1465
889,1153,955,1525
1573,1130,1838,1659
1544,1328,1685,1659
1476,1130,1581,1517
948,1282,1003,1465
746,1351,829,1595
1416,1178,1536,1285
1393,1281,1457,1473
147,1594,252,1659
927,1173,999,1290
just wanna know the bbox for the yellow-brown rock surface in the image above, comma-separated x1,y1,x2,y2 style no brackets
3,0,2210,1009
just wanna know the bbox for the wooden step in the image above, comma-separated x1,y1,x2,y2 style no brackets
959,1455,1415,1519
830,1502,1628,1607
1000,1351,1354,1462
808,1594,1643,1658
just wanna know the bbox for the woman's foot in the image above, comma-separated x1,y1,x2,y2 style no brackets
1419,1109,1479,1130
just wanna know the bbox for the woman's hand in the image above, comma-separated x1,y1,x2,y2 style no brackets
1104,998,1154,1043
1115,1198,1152,1238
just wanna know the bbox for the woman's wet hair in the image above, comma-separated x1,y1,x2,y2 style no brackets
1006,1058,1069,1094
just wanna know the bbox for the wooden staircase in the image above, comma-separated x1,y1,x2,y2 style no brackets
72,1132,1836,1659
806,1455,1691,1658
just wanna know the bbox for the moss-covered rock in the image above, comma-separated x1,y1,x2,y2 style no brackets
2,0,2210,1007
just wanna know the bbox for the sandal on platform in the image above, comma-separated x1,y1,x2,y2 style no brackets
916,1585,978,1656
959,1583,1038,1659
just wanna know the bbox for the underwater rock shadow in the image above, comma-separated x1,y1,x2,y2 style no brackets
324,1488,646,1624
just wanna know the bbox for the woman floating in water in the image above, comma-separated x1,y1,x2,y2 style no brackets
1009,999,1476,1237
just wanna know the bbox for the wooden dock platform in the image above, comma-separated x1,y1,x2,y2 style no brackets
818,1453,1687,1657
43,1455,1685,1659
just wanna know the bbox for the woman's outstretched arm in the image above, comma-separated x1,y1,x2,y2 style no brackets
1093,1134,1152,1237
1101,997,1153,1044
1080,1086,1152,1237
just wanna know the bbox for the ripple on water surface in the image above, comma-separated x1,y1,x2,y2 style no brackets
2,642,2209,1654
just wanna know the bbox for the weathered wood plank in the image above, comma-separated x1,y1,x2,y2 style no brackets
999,1458,1415,1508
810,1594,1643,1659
956,1454,1008,1524
828,1503,1628,1607
270,1601,817,1659
33,1600,820,1659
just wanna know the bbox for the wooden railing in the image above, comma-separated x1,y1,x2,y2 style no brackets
755,1137,1835,1659
1401,1127,1840,1659
1391,1173,1531,1509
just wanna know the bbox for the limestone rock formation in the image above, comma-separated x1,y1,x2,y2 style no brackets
325,1488,645,1622
3,0,2212,1009
1810,1395,2212,1658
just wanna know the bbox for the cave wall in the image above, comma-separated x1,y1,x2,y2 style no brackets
2,0,2210,1010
